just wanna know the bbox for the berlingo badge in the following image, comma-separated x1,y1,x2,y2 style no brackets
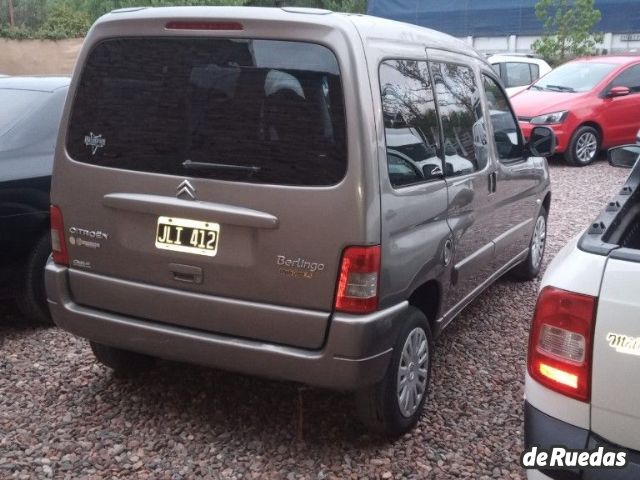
84,132,106,155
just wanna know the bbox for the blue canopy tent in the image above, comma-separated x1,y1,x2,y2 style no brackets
367,0,640,36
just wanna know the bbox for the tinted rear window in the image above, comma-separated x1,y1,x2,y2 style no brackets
67,38,347,186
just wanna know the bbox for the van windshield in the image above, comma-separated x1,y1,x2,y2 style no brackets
67,38,347,186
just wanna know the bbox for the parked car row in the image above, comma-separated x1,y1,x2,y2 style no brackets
2,11,640,478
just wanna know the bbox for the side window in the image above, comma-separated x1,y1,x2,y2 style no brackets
379,59,442,188
431,62,487,177
387,152,423,186
491,63,501,76
505,62,533,88
530,63,540,81
483,74,523,162
610,64,640,93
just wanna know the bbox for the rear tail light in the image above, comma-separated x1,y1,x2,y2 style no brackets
50,205,68,266
528,286,597,402
165,21,243,30
335,245,380,314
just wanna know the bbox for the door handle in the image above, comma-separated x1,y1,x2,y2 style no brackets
488,172,497,193
169,263,203,284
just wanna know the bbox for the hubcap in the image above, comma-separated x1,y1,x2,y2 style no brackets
397,327,429,418
576,132,597,163
531,215,547,269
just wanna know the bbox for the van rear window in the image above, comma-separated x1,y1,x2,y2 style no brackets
66,38,347,186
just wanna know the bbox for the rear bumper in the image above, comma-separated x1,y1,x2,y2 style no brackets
45,261,403,390
525,401,640,480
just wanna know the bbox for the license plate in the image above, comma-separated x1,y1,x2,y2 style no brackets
155,216,220,257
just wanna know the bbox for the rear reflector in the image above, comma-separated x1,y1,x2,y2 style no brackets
528,286,596,402
335,245,380,314
538,363,579,389
165,21,243,30
50,205,68,266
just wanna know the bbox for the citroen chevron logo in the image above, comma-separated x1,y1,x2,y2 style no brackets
177,180,196,201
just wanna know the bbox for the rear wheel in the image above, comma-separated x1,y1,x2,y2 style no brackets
564,126,600,166
15,233,53,325
355,307,432,436
510,206,547,281
90,341,154,373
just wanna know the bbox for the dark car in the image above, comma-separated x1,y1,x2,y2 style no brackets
0,76,69,323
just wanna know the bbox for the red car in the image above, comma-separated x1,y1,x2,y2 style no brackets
512,56,640,166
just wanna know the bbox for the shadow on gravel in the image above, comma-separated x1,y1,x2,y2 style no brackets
547,150,608,166
0,291,51,338
75,356,394,447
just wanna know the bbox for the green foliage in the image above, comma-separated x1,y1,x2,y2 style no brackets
532,0,604,65
0,0,366,39
82,0,246,26
37,2,91,38
246,0,365,12
319,0,366,13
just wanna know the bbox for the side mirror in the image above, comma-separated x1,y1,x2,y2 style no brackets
608,145,640,168
608,86,630,98
528,126,556,157
423,164,443,178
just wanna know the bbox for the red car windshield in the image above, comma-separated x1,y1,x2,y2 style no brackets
531,62,617,93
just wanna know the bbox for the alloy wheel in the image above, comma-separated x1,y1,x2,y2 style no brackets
531,215,547,270
576,131,598,164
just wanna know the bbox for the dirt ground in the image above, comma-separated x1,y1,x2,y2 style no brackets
0,38,83,76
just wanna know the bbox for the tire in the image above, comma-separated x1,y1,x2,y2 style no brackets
564,126,600,166
90,341,155,374
15,233,53,325
510,206,547,281
355,306,433,436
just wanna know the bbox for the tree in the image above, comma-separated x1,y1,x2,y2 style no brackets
38,2,91,38
0,0,366,38
532,0,603,65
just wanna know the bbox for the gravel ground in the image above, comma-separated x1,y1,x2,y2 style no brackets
0,157,630,479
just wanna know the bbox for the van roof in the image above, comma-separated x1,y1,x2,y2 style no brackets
95,6,484,61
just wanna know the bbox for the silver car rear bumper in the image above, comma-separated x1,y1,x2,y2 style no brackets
46,261,404,390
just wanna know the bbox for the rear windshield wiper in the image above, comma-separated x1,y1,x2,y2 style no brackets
545,84,576,92
182,159,261,173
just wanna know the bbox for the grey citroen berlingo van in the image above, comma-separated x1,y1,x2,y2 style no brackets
46,6,553,435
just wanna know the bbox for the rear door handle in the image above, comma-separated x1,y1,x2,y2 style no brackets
169,263,203,284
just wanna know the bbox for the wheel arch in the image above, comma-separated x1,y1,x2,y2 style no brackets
542,191,551,215
577,121,603,145
408,279,441,337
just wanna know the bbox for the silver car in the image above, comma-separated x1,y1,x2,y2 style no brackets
46,6,553,435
